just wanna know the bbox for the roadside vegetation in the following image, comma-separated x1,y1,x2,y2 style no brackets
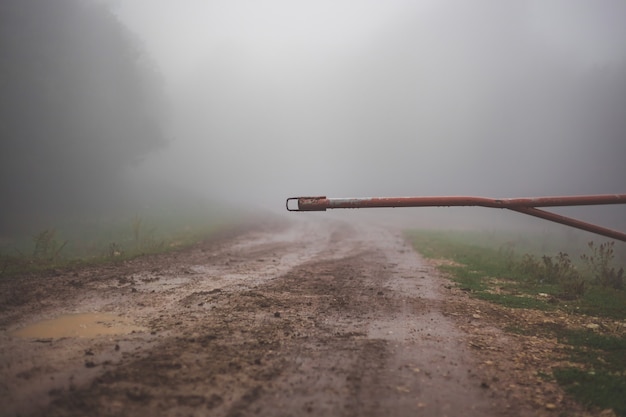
407,230,626,416
0,206,247,278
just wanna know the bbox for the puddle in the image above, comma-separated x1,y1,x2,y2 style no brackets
13,313,145,339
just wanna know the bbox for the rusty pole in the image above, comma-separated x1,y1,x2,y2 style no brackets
285,194,626,242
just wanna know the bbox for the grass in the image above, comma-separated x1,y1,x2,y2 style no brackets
408,230,561,310
0,204,250,278
406,229,626,415
554,368,626,416
578,287,626,319
556,327,626,409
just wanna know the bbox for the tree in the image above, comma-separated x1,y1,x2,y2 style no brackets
0,0,166,233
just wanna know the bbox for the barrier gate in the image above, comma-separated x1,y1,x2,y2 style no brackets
286,194,626,242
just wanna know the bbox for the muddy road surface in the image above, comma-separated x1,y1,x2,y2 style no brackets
1,218,575,416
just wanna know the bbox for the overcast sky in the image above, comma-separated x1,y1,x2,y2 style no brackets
109,0,626,229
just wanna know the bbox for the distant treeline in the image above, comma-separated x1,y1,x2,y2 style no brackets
0,0,166,234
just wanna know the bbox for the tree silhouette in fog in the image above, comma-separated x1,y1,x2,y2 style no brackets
0,0,166,233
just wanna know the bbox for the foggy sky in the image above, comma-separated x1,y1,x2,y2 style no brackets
111,1,626,228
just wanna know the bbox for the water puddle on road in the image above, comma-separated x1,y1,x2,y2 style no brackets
12,313,145,339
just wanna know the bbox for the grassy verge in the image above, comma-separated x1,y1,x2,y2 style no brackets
0,205,251,278
406,229,626,416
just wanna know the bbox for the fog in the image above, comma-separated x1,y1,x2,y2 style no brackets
2,0,625,235
119,0,626,228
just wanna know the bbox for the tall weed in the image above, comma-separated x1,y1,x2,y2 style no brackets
32,229,67,261
581,241,624,289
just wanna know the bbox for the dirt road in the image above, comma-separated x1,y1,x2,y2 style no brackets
0,218,580,416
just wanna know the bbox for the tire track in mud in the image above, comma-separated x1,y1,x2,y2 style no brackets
3,218,511,417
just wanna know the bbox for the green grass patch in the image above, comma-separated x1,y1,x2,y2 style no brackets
0,203,253,278
535,318,626,415
406,230,626,315
477,292,554,309
558,329,626,370
406,229,626,415
534,323,626,413
406,230,556,310
554,368,626,416
578,287,626,319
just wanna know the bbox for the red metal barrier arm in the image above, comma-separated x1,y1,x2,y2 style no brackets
285,194,626,242
510,207,626,242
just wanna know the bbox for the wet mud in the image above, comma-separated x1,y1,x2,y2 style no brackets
0,218,585,416
12,313,145,339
